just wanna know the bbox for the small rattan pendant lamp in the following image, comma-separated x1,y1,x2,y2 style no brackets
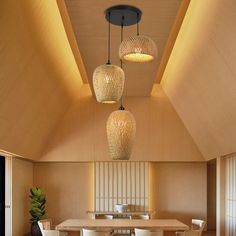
93,12,125,103
119,12,157,62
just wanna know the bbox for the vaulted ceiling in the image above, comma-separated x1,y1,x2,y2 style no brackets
0,0,236,161
0,0,82,159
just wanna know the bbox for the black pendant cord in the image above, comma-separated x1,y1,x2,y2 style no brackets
107,12,111,64
120,16,124,69
119,16,125,111
119,96,125,110
137,12,140,36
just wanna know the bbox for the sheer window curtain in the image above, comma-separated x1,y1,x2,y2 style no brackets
225,155,236,236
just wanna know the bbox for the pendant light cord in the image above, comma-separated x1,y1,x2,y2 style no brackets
107,12,111,64
119,96,125,110
120,16,124,69
137,12,140,36
119,16,125,111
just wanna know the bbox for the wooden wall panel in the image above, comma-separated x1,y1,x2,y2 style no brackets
150,162,207,225
95,162,149,212
33,162,94,224
12,158,33,236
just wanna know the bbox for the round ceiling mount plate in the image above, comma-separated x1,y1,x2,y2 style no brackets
105,5,142,26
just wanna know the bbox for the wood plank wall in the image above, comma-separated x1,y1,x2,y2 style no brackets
95,162,149,212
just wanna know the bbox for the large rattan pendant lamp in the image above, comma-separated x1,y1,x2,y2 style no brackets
93,12,125,103
106,14,136,160
119,10,157,62
107,99,136,160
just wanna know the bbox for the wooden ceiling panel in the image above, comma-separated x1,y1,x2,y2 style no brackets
162,0,236,160
64,0,182,96
0,0,82,159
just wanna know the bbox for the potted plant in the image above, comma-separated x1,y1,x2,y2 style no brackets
29,187,46,236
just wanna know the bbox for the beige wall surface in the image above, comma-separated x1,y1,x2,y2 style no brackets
33,162,94,224
12,158,33,236
40,85,204,162
33,162,207,227
150,162,207,225
162,0,236,160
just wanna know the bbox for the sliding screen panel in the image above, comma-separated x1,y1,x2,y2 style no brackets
225,155,236,236
95,162,149,212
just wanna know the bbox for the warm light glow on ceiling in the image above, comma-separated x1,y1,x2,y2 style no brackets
23,1,84,97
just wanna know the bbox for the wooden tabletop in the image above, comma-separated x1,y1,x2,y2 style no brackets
87,211,155,215
56,219,189,232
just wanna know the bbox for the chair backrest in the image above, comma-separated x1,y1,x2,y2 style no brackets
38,219,52,231
131,214,150,220
38,219,54,236
176,219,205,236
95,215,113,220
191,219,205,232
135,228,163,236
82,229,112,236
38,221,44,232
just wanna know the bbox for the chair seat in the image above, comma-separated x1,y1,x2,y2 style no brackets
135,228,163,236
82,228,113,236
40,230,67,236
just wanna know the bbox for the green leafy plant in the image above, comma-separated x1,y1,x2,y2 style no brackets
29,187,46,223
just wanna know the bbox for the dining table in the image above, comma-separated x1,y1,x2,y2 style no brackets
55,219,189,232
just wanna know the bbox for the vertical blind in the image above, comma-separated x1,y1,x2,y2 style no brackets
226,155,236,235
95,162,149,212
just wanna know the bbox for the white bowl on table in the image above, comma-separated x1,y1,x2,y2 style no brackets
115,204,129,213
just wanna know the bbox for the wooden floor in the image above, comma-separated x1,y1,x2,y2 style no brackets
165,231,216,236
164,231,216,236
202,231,216,236
67,231,216,236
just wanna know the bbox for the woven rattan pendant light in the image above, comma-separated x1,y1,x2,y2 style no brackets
93,12,125,103
94,5,157,159
119,12,157,62
107,102,136,160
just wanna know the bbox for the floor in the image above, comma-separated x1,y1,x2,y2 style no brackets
67,231,216,236
164,231,216,236
202,231,216,236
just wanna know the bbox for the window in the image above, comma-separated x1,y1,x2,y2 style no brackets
225,155,236,235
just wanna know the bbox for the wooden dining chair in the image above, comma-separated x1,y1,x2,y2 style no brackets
82,228,113,236
175,219,205,236
191,219,205,231
130,214,150,220
38,219,67,236
95,215,114,220
134,228,163,236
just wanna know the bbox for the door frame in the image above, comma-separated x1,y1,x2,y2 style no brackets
0,152,12,236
